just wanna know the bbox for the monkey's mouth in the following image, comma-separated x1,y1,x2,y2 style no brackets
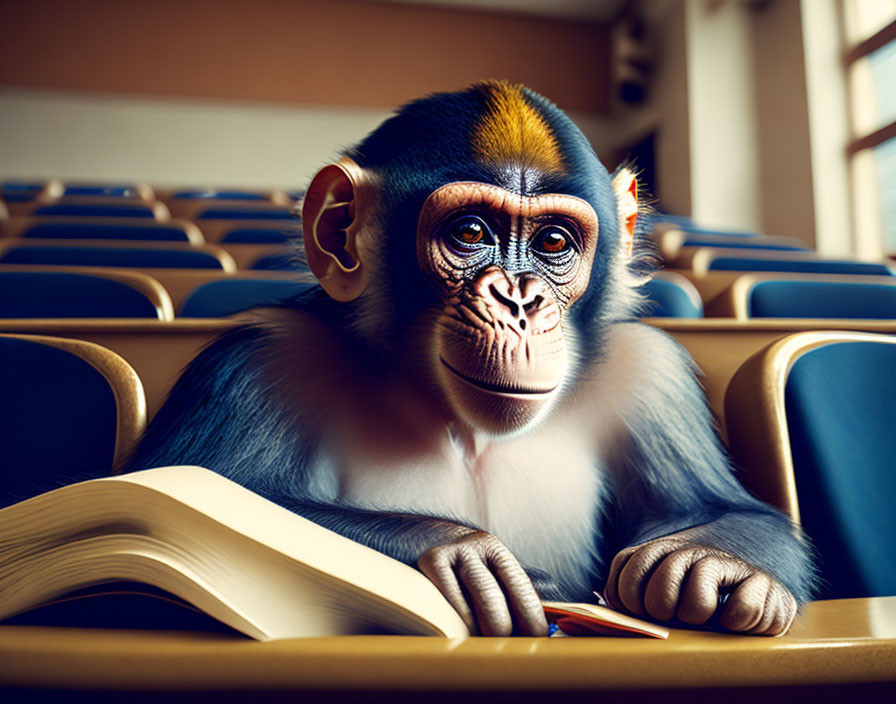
440,358,557,397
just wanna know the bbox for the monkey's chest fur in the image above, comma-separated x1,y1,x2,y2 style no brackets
324,412,605,596
271,314,655,596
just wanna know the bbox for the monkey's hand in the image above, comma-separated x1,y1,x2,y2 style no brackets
604,536,798,636
417,530,549,637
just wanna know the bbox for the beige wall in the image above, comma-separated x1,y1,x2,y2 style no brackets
0,0,610,114
751,0,817,245
0,0,854,256
0,88,615,190
0,0,615,189
598,0,692,216
686,0,761,232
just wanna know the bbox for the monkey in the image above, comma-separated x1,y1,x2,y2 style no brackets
124,81,815,637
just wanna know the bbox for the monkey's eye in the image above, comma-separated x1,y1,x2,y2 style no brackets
446,216,494,248
532,225,574,255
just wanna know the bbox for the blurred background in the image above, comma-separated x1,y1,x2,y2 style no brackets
0,0,893,257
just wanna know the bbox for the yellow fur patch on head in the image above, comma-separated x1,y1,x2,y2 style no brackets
471,81,566,175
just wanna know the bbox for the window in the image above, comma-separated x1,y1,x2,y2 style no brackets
844,0,896,256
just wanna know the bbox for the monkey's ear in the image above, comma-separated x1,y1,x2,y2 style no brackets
612,168,639,260
302,160,368,302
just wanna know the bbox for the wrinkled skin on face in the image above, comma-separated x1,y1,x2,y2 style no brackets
417,182,599,434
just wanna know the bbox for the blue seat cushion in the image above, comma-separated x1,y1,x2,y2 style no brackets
750,281,896,318
785,341,896,598
0,337,116,507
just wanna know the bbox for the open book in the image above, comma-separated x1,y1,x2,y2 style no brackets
0,466,668,640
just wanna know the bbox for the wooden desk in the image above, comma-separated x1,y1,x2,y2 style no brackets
1,598,894,701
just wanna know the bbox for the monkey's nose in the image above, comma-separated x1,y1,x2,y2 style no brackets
487,285,556,335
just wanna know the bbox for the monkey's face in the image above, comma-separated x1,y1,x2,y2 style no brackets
417,181,599,435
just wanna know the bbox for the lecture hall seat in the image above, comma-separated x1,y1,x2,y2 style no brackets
0,334,145,508
160,188,292,219
0,179,62,205
653,231,810,262
192,204,295,222
179,278,316,317
1,216,204,244
704,274,896,319
0,269,174,320
30,201,167,219
0,241,236,270
672,246,895,277
638,271,704,318
188,204,298,246
725,331,896,600
60,182,154,201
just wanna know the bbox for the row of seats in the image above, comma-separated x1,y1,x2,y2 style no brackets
1,215,298,244
0,240,297,271
0,178,299,211
4,328,892,601
0,179,303,272
0,268,312,318
4,266,896,321
3,182,894,607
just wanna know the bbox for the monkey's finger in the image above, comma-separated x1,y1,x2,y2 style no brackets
615,542,675,615
723,575,796,636
643,551,695,622
603,547,638,612
486,550,549,636
677,556,751,625
455,551,514,636
718,572,772,632
748,584,796,636
418,549,477,634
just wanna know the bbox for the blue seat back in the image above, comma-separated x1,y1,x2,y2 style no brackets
674,224,758,238
195,207,294,221
32,203,157,218
62,184,142,198
1,182,45,203
750,281,896,318
0,272,161,318
171,190,267,201
0,245,224,269
682,236,808,252
785,340,896,598
22,222,191,242
0,337,117,507
180,279,315,317
638,278,703,318
220,227,292,244
709,257,893,276
250,252,299,270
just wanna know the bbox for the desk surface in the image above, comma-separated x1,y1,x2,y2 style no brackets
1,597,895,693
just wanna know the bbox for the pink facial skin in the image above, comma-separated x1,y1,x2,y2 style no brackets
417,182,599,434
